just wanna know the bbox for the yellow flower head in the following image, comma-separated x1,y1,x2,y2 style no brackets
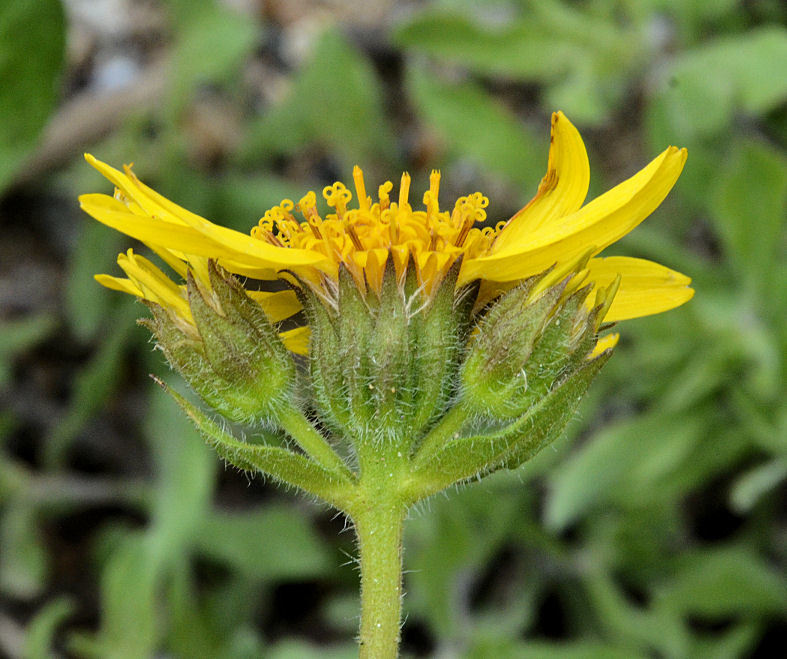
80,112,693,355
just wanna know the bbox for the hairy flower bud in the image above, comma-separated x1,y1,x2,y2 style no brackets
303,259,473,447
142,262,295,424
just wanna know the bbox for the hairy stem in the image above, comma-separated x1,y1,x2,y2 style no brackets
355,503,406,659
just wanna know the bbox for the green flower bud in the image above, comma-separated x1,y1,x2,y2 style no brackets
303,259,473,448
142,262,295,424
461,275,602,420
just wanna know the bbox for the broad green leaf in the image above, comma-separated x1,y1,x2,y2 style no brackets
243,28,396,170
194,506,331,580
0,0,65,192
405,63,541,188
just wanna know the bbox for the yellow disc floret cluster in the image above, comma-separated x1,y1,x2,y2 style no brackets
251,168,500,296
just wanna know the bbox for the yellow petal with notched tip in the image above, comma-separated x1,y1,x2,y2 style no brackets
493,111,589,252
80,194,325,271
84,155,329,271
460,146,687,285
586,256,694,322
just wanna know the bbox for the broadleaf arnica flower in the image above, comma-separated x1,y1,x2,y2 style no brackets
81,112,691,355
80,111,693,658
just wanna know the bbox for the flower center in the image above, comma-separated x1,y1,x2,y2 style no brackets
250,168,504,296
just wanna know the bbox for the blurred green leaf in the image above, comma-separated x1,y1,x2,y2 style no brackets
394,5,638,123
0,0,65,192
266,639,356,659
545,413,704,530
89,535,162,659
146,387,215,557
65,221,123,341
212,173,309,231
0,313,56,387
730,458,787,513
167,0,258,107
406,483,533,638
648,27,787,144
469,639,643,659
393,11,577,81
657,547,787,618
688,622,760,659
0,501,47,598
195,505,331,580
710,139,787,294
406,63,541,188
243,28,396,170
44,302,139,467
165,561,250,657
24,597,75,659
585,572,691,657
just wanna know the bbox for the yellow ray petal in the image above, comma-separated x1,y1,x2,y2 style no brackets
117,250,193,321
246,290,303,323
279,326,310,355
460,146,687,285
80,194,326,271
589,332,619,359
146,244,189,279
493,111,589,252
586,256,694,322
94,274,144,297
83,155,329,270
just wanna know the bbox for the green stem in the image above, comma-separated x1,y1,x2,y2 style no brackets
355,503,406,659
413,403,470,465
277,403,353,478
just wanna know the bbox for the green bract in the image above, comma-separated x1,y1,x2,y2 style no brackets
150,259,612,505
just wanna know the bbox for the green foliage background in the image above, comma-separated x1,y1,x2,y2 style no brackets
1,0,785,656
